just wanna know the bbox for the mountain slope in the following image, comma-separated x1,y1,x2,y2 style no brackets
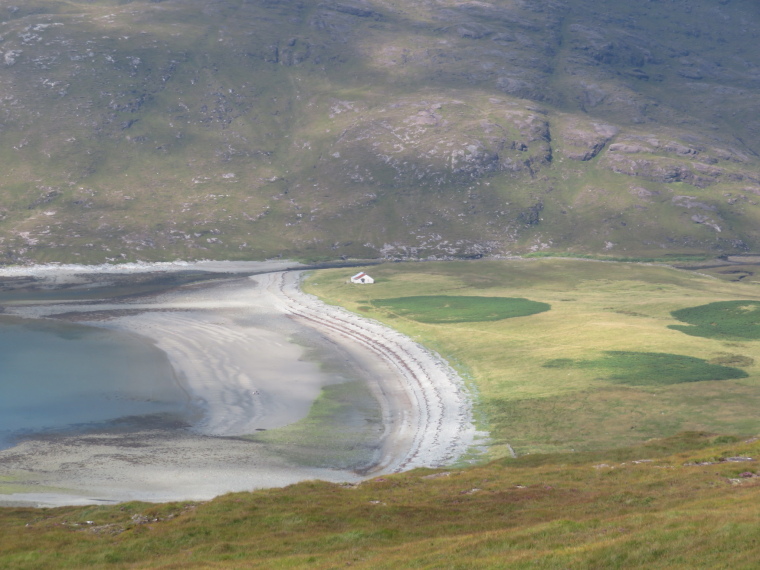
0,0,759,262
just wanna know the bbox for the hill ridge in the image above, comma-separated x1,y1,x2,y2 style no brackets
0,0,757,262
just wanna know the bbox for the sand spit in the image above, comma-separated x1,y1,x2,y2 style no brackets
0,265,476,506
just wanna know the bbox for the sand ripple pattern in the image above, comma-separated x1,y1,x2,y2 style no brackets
126,313,270,436
263,271,476,472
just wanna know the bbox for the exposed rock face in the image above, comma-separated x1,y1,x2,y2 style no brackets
320,100,554,190
602,154,760,189
518,201,544,226
557,120,618,161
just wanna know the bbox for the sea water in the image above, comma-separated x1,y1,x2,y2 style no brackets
0,316,194,450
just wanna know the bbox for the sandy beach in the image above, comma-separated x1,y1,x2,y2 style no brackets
0,262,475,507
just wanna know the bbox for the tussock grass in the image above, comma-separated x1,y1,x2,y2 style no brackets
1,433,760,568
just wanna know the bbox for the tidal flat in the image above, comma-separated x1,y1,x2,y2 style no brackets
0,314,193,452
0,261,474,507
0,262,366,506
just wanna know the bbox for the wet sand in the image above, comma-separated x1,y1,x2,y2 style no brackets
0,430,364,508
0,262,475,507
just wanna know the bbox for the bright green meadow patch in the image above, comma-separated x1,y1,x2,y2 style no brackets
544,351,749,385
669,301,760,339
370,295,550,323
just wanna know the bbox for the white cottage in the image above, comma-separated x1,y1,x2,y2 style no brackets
350,272,374,284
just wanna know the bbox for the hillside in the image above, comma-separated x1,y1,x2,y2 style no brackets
0,0,759,263
2,432,760,568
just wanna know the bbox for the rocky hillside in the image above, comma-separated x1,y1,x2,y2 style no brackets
0,0,759,262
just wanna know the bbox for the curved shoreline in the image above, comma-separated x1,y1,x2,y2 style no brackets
0,265,476,506
265,271,476,472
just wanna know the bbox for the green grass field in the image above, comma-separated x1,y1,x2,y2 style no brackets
370,295,550,323
303,258,760,457
669,301,760,340
544,351,748,385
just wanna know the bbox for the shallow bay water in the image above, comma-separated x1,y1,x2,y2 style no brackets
0,316,195,450
0,264,474,506
0,268,407,505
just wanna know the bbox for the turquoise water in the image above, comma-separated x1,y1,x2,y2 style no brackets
0,316,194,450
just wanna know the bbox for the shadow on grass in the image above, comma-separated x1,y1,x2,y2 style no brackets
543,351,748,385
669,301,760,340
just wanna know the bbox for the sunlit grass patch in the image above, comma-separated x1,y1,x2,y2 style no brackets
544,352,748,385
669,301,760,340
371,295,550,323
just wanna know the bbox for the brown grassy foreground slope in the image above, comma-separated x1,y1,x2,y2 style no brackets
1,432,759,568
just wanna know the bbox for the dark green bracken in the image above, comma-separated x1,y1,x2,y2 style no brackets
669,301,760,340
543,351,748,385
